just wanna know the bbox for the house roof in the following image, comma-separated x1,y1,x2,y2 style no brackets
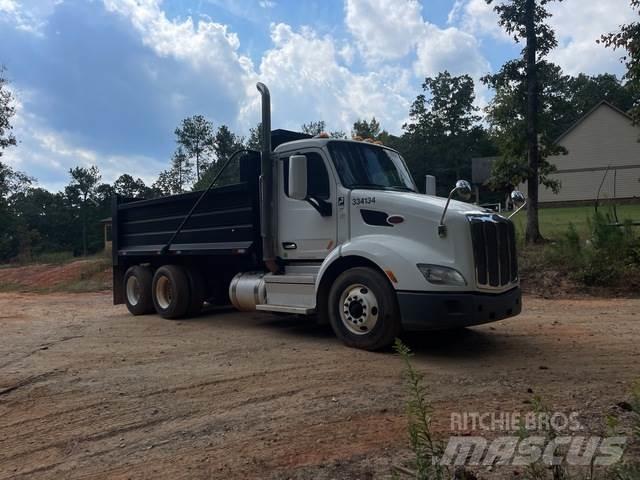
472,156,500,185
554,100,633,144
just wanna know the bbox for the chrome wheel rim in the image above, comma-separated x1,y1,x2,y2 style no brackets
155,275,172,310
339,283,379,335
126,276,141,306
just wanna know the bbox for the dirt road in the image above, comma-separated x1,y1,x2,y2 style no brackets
0,292,639,479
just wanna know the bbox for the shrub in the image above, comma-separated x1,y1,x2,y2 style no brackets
547,211,640,288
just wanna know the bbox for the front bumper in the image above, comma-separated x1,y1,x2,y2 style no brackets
397,286,522,331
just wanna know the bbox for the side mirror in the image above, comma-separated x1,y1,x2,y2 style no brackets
288,155,307,200
454,180,472,201
511,190,526,206
438,179,473,237
508,190,527,219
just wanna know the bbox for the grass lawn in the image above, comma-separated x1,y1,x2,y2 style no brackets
511,203,640,240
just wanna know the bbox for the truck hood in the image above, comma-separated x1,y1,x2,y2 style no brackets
351,189,489,219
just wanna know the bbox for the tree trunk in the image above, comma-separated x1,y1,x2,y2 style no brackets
525,0,543,243
196,152,200,182
81,202,87,257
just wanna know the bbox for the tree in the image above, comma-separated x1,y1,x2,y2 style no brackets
174,115,215,182
65,166,101,256
0,161,33,261
152,167,183,197
352,117,382,139
600,0,640,125
113,174,150,198
246,122,263,151
301,120,326,136
170,147,193,192
485,0,564,244
404,71,482,191
0,67,17,157
193,125,244,190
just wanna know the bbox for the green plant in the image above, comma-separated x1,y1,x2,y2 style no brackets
544,211,640,288
394,339,447,480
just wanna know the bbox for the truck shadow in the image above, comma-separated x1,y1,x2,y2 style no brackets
190,309,537,360
399,327,516,358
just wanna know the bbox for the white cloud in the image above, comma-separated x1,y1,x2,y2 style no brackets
345,0,490,81
258,0,275,8
4,87,165,191
449,0,636,78
103,0,255,104
0,0,62,36
448,0,505,40
244,23,413,134
548,0,637,76
414,24,491,79
345,0,425,62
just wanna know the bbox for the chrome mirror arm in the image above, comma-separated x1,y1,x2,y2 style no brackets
438,188,458,237
438,179,472,237
508,200,527,219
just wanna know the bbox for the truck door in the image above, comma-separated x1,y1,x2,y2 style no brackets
277,149,337,260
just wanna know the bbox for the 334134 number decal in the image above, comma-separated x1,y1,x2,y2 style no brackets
352,197,376,206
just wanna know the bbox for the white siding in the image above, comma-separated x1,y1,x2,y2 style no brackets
528,104,640,203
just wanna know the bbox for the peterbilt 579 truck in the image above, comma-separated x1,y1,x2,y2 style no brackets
112,83,523,350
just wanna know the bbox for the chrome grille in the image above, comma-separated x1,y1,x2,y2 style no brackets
468,214,518,288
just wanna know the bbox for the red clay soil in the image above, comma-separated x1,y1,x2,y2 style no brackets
0,259,110,291
0,292,639,479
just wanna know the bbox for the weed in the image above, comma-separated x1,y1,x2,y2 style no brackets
394,339,447,480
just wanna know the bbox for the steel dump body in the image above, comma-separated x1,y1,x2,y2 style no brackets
111,151,261,304
114,183,259,257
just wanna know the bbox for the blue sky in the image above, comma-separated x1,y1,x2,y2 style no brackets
0,0,635,191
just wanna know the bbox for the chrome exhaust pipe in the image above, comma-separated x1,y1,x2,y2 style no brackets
256,82,278,273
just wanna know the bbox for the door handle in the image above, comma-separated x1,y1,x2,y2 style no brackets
282,242,297,250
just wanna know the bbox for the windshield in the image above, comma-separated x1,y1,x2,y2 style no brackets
327,141,417,192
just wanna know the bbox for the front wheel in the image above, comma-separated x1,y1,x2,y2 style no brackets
327,267,401,351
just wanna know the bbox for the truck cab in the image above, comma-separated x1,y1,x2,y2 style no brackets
113,83,521,351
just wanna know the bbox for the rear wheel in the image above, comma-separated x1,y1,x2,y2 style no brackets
328,267,401,351
124,265,154,315
152,265,190,319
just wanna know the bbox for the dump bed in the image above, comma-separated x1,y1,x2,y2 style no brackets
112,151,261,261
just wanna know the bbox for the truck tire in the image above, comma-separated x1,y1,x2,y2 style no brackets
152,265,190,319
124,265,155,315
328,267,401,351
185,267,205,316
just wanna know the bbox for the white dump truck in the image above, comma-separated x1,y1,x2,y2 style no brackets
112,83,523,350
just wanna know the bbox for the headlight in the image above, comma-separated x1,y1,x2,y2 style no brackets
417,264,467,286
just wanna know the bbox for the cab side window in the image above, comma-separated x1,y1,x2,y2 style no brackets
283,152,330,200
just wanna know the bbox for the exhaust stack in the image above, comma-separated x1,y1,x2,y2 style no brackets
256,82,278,273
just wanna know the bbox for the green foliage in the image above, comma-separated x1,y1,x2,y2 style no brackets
600,0,640,126
0,67,17,156
352,117,382,140
547,211,640,287
483,60,568,193
301,120,347,139
193,124,244,190
174,114,215,182
113,174,151,198
404,71,485,193
301,120,326,136
394,339,446,480
245,122,262,151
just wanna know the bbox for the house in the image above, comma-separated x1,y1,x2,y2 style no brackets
473,101,640,205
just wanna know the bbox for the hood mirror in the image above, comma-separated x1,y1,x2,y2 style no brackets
508,190,527,219
455,180,472,201
438,179,473,237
